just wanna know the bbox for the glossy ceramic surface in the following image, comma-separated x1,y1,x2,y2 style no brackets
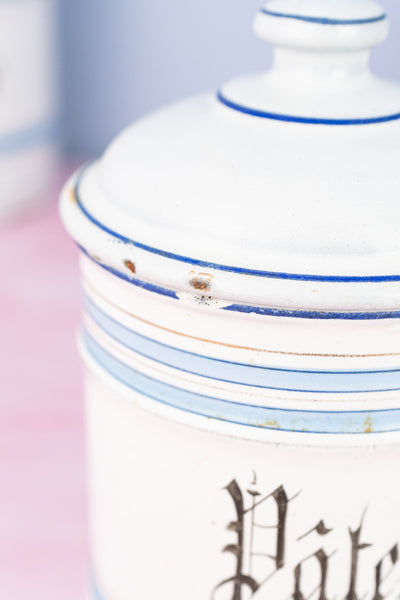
60,1,400,598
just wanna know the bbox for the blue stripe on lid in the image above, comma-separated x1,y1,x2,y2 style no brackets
217,91,400,127
260,8,387,26
74,166,400,283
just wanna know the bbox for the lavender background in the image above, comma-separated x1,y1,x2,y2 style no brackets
60,0,400,156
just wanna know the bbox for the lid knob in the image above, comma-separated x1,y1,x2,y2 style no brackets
254,0,388,51
218,0,400,125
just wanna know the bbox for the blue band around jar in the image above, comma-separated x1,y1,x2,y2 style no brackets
83,328,400,435
85,296,400,394
0,119,57,155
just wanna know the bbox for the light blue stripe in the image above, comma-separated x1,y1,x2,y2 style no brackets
0,119,57,155
218,91,400,126
85,296,400,393
84,330,400,435
74,165,400,283
260,8,387,25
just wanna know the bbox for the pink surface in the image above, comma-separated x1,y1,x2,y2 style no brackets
0,174,88,600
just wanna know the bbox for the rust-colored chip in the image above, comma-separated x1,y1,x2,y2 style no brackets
70,188,77,203
190,277,211,291
124,260,136,274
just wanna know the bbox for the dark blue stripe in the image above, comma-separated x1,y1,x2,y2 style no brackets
260,8,386,25
82,250,400,321
79,246,179,300
223,304,400,321
84,330,400,434
218,91,400,126
74,165,400,282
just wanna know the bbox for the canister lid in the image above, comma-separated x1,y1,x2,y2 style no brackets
61,0,400,318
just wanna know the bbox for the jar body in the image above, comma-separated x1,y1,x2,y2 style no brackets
60,2,400,595
86,368,400,600
0,0,58,219
81,254,400,600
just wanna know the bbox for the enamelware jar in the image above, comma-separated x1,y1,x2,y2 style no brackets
61,1,400,598
0,0,58,220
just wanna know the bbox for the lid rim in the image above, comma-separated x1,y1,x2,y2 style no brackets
74,165,400,284
81,249,400,322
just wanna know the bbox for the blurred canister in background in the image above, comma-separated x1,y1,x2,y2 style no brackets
0,0,58,220
61,0,400,599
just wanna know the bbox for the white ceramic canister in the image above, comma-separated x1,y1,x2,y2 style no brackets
0,0,58,219
61,1,400,598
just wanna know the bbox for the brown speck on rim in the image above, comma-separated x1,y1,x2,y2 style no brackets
124,260,136,274
190,277,211,291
